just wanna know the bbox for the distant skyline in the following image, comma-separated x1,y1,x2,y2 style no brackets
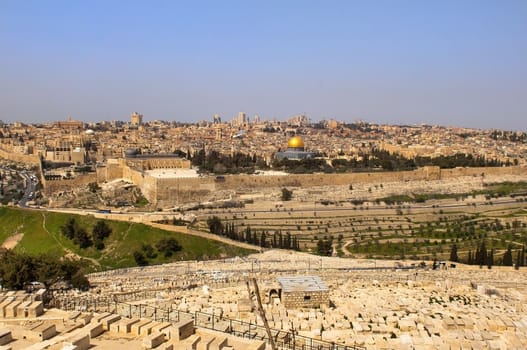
1,0,526,130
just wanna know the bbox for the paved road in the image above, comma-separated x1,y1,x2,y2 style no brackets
18,171,36,207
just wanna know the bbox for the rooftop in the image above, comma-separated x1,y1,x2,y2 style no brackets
277,275,329,293
145,168,199,179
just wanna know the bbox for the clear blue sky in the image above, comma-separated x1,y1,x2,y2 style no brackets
1,0,526,130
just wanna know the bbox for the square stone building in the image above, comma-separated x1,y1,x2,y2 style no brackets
277,276,329,309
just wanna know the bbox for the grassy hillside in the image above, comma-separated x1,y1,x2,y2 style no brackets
0,207,256,271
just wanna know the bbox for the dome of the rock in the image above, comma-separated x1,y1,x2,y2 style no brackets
288,136,305,149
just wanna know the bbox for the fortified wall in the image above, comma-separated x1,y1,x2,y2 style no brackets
96,161,527,208
42,173,98,195
0,147,41,166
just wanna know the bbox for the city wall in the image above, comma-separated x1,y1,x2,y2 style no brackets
96,160,124,183
0,147,40,166
96,161,526,207
43,173,98,195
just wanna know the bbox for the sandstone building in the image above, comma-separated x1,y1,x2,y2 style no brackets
277,276,329,309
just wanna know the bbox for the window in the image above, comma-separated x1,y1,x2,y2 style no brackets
304,295,311,301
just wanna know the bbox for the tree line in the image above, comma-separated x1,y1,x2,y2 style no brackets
207,216,300,250
191,149,267,174
450,242,526,268
133,237,182,266
0,249,89,290
60,218,112,250
188,148,510,176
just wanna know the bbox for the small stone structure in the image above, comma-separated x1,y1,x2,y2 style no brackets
277,276,329,309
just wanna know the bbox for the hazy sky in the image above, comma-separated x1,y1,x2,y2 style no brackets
1,1,526,130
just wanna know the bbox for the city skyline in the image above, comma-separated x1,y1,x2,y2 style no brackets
1,0,526,130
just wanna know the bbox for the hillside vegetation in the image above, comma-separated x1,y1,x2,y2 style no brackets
0,207,255,271
194,184,527,265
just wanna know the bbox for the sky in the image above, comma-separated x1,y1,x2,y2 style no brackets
1,0,526,130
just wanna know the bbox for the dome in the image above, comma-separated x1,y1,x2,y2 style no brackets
288,136,305,149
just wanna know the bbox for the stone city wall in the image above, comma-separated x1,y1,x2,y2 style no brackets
155,177,215,207
43,173,98,195
442,165,526,178
214,167,437,192
0,147,40,165
96,160,124,183
96,161,527,207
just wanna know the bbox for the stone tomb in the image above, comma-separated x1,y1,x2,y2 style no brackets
277,276,329,309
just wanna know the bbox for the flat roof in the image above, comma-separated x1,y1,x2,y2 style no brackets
277,276,328,293
145,168,199,179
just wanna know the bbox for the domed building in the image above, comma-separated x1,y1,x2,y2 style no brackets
276,135,316,160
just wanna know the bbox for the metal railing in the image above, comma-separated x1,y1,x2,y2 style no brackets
48,296,365,350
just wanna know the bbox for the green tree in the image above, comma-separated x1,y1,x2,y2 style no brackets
73,227,92,249
92,220,112,249
281,188,293,201
316,237,333,256
503,245,513,266
92,220,112,241
61,217,77,240
207,216,224,235
260,231,268,248
477,241,487,266
0,249,89,290
141,243,157,259
155,237,182,257
88,182,100,193
133,251,148,266
487,249,494,269
449,244,459,262
60,217,92,248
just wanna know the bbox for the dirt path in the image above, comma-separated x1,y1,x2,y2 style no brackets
149,223,260,251
41,212,101,268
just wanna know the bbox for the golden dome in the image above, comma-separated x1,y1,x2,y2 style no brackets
288,136,305,149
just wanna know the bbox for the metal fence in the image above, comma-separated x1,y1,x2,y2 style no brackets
48,296,365,350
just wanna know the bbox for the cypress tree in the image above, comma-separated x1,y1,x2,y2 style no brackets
487,249,494,269
478,241,487,266
245,226,251,243
449,244,459,262
260,232,267,248
503,245,513,266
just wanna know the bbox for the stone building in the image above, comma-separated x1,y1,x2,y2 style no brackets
130,112,143,126
123,150,191,170
277,276,329,309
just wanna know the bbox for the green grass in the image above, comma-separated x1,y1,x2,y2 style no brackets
0,207,256,271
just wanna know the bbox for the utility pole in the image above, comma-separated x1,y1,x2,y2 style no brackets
246,278,277,350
